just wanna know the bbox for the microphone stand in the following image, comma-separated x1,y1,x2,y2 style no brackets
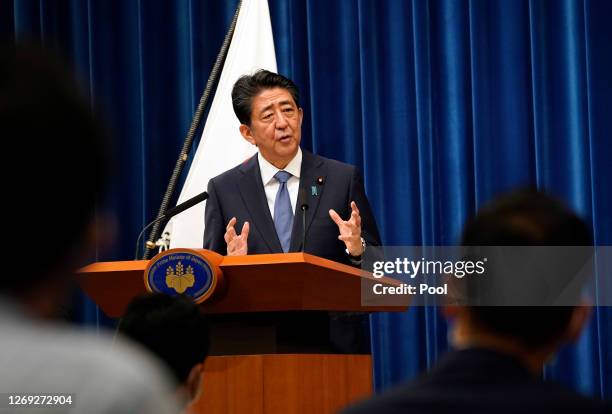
135,191,208,260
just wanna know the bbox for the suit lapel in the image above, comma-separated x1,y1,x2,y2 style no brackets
289,150,327,252
238,155,283,253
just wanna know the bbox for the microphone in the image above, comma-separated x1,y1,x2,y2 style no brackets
164,191,209,219
134,191,209,260
299,189,309,252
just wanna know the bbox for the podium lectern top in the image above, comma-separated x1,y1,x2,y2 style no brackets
77,251,404,318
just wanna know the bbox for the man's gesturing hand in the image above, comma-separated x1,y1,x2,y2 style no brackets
329,201,364,257
224,217,249,256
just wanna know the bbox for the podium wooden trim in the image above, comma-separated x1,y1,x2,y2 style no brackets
188,354,372,414
76,251,404,317
77,251,405,414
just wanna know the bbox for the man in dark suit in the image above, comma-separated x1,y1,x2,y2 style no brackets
203,70,381,265
341,189,610,413
203,70,381,353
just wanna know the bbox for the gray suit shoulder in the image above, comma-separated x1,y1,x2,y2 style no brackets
0,316,180,414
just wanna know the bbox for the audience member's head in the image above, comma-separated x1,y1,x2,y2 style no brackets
118,293,210,401
448,188,593,371
0,43,109,314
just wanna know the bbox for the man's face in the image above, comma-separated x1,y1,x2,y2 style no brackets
239,87,303,168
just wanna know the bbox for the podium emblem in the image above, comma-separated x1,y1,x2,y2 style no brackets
165,261,195,293
145,250,218,303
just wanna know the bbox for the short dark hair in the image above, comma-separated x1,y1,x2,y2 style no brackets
231,69,300,125
0,44,109,294
460,188,592,348
118,294,210,384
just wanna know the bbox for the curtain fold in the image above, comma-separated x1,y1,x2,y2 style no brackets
4,0,610,399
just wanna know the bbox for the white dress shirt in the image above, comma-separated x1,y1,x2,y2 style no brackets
258,148,302,218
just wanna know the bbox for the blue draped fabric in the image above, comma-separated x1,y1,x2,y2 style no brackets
3,0,610,399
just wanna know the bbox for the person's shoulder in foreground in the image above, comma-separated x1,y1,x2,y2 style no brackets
0,44,180,413
341,348,611,414
340,188,611,414
0,301,178,414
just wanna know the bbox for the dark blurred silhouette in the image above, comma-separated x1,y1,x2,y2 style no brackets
0,44,179,413
341,188,610,414
118,293,210,403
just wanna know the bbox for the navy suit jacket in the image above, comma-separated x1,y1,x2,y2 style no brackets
341,348,611,414
203,150,381,265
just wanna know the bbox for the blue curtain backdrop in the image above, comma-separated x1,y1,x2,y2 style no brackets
3,0,610,399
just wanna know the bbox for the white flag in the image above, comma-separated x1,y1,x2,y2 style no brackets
166,0,277,248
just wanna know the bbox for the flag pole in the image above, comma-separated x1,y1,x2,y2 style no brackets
142,1,243,260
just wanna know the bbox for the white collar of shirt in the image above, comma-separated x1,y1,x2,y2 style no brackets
258,148,302,217
258,147,302,184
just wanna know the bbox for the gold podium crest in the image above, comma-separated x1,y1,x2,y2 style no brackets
165,261,195,293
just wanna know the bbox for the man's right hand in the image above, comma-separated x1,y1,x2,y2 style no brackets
224,217,249,256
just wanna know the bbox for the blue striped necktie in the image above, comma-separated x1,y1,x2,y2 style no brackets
273,170,293,253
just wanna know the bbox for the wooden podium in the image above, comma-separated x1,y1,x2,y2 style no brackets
77,250,404,414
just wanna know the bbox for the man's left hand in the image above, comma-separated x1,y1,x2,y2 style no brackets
329,201,364,257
